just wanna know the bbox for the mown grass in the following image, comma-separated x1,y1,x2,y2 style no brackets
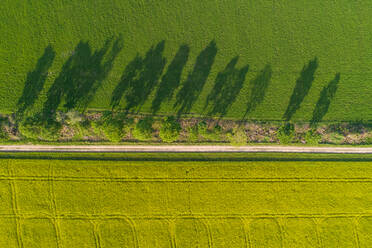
1,154,372,247
1,0,372,122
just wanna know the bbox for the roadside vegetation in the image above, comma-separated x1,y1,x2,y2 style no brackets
0,111,370,145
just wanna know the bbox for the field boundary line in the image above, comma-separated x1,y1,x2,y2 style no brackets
103,215,139,248
240,218,252,248
200,219,213,248
314,218,324,248
91,221,101,248
127,217,139,248
8,163,24,248
276,218,284,248
352,217,361,248
49,164,61,248
1,212,372,220
2,175,372,183
167,219,177,248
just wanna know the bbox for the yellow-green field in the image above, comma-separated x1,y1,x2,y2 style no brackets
1,155,372,247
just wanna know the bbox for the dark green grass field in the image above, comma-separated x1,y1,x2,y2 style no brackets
1,0,372,121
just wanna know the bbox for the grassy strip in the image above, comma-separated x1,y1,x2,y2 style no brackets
2,152,372,162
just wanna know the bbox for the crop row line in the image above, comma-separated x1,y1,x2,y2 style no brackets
8,164,24,248
48,164,61,248
1,212,371,220
1,175,372,183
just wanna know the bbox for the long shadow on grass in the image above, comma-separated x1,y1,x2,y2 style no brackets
243,64,272,118
283,58,318,121
151,45,189,114
43,36,123,120
174,41,217,116
204,56,248,117
110,55,142,110
110,41,166,112
310,73,340,126
17,45,55,115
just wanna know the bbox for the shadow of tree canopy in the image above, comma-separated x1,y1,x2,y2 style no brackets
110,41,166,112
243,64,272,118
110,55,142,110
174,40,217,116
43,36,123,120
17,45,55,115
151,44,189,114
283,58,318,121
204,56,248,117
311,73,340,125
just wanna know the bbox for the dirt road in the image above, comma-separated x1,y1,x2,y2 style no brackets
0,145,371,153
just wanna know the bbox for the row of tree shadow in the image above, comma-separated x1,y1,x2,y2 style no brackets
17,37,340,125
283,58,341,125
17,36,124,122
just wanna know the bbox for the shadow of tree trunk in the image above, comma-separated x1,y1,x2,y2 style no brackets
174,40,217,116
17,45,55,116
283,58,318,121
311,73,340,126
204,56,248,117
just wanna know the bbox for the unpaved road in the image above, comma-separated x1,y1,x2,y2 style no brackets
0,145,372,153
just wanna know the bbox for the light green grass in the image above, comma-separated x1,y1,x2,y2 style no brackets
1,0,372,121
1,154,372,247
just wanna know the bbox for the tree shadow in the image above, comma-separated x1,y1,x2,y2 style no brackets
17,45,55,115
310,73,340,125
110,55,143,110
151,44,189,114
283,58,318,121
243,64,272,118
43,36,123,120
174,40,218,116
64,37,123,110
110,41,166,112
204,56,248,117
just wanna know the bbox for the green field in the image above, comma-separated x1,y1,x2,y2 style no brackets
1,0,372,121
1,154,372,247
